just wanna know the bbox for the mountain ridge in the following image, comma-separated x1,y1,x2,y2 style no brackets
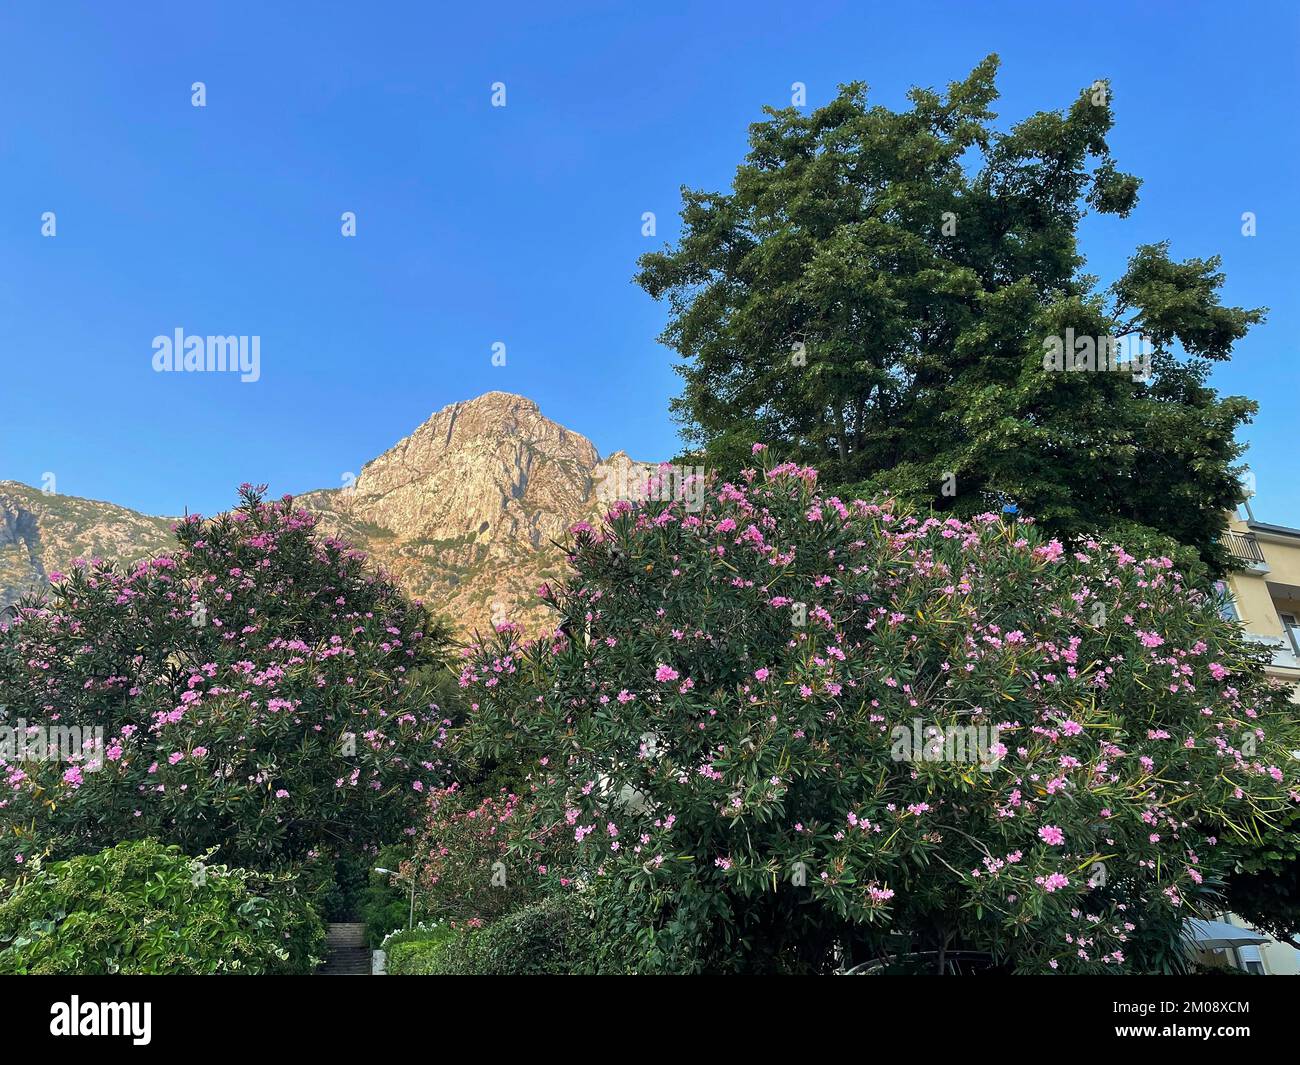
0,392,657,633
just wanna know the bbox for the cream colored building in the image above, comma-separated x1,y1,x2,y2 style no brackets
1223,511,1300,701
1215,508,1300,973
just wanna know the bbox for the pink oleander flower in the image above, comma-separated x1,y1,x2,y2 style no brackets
1037,872,1069,892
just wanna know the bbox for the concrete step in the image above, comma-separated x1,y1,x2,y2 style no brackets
325,922,367,948
318,922,372,974
319,947,372,975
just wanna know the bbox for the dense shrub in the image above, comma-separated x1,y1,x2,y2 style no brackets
460,454,1300,973
389,896,593,975
385,922,457,974
0,485,453,873
0,839,324,974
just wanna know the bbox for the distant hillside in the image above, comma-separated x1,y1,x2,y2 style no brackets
0,483,174,613
1,393,654,635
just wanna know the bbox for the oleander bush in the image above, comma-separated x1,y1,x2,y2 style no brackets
403,783,570,925
459,452,1300,974
0,839,324,974
0,485,453,874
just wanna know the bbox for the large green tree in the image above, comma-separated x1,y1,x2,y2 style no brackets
635,55,1260,575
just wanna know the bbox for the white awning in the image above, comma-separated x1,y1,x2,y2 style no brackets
1185,919,1269,949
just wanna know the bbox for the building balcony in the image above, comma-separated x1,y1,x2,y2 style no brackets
1241,632,1300,672
1224,530,1269,572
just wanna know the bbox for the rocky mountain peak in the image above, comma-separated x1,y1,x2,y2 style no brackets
300,393,653,632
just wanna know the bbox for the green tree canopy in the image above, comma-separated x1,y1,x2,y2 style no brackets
635,55,1261,575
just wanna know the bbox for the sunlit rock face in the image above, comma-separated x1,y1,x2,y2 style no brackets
295,392,656,635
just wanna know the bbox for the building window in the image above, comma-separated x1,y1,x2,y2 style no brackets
1214,582,1240,622
1279,613,1300,656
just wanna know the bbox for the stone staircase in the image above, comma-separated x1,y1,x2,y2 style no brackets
318,922,371,975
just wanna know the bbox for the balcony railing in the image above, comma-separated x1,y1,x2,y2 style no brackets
1224,531,1267,568
1242,633,1300,672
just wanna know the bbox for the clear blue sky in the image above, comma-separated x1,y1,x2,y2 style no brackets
1,0,1296,521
